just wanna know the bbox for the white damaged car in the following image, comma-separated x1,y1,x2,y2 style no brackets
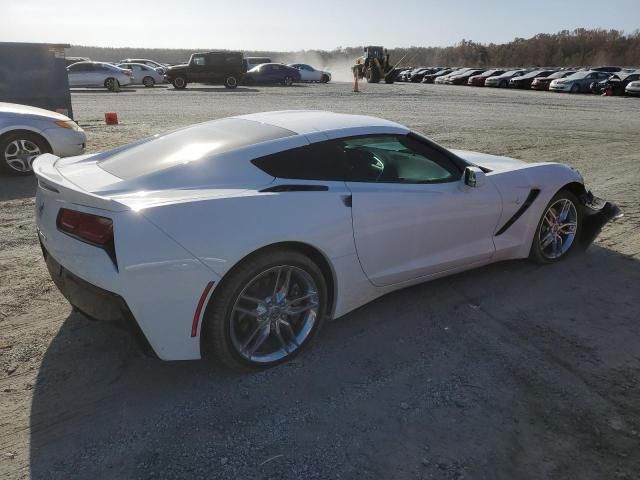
33,111,620,369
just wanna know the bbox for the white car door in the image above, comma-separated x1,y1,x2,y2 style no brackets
303,65,321,82
340,134,503,286
132,65,145,84
68,63,93,87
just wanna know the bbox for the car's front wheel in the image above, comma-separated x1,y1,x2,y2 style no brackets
202,248,328,370
142,76,155,87
282,76,293,86
0,132,51,176
530,190,582,263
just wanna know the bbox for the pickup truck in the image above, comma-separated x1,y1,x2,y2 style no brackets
164,51,246,89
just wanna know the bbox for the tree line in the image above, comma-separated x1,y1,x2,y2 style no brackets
68,28,640,68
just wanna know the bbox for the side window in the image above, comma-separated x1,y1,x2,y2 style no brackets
192,56,205,66
337,135,459,184
251,142,344,181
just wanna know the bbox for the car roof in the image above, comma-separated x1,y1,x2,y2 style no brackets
236,111,407,137
92,111,409,190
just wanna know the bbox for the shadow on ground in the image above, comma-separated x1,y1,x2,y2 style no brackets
0,176,37,201
30,245,640,479
166,87,261,93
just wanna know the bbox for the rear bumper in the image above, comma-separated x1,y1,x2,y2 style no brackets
42,243,155,355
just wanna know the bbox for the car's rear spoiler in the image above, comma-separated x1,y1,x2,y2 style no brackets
33,154,128,212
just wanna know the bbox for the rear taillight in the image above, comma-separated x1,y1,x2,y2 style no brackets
57,208,113,246
56,208,118,269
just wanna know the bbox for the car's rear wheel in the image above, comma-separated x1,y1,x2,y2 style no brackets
104,78,120,91
0,132,51,175
224,75,238,89
142,76,155,87
282,76,293,86
202,248,328,370
172,76,187,89
530,190,582,264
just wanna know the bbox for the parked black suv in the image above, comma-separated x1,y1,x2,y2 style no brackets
164,51,246,89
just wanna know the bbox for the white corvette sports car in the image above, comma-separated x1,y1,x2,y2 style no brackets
34,111,620,369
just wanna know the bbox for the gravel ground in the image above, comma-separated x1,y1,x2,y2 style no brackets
1,82,639,480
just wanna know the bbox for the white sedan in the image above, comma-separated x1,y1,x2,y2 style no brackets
117,63,165,87
33,111,620,369
0,102,85,175
288,64,331,82
67,62,133,91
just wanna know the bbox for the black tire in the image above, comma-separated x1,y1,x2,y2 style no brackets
0,131,51,176
282,76,293,86
384,74,395,84
202,248,328,370
529,190,582,264
224,75,239,89
172,76,187,89
321,74,330,83
570,84,580,93
104,77,120,92
365,68,380,83
142,76,155,87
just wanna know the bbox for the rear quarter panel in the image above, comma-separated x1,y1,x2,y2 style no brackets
140,182,373,318
35,183,219,361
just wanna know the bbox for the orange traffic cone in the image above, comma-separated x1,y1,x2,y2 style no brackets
353,74,360,93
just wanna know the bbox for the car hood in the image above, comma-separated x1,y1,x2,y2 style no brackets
451,149,527,172
0,102,70,121
166,63,188,71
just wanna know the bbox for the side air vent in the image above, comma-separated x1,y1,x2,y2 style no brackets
495,189,541,236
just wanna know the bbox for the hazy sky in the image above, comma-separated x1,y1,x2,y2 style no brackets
2,0,639,50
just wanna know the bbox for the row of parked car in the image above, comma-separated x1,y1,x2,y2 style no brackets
396,66,640,96
65,52,332,91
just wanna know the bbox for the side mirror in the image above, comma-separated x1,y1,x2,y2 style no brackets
464,166,486,188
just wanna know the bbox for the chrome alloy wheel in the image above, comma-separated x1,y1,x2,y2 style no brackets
539,198,578,260
4,139,41,172
230,265,320,363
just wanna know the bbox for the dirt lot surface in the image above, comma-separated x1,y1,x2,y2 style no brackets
1,82,639,480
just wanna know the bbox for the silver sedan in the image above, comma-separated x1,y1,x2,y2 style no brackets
0,103,86,175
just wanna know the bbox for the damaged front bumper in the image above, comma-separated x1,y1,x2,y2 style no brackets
579,192,623,247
